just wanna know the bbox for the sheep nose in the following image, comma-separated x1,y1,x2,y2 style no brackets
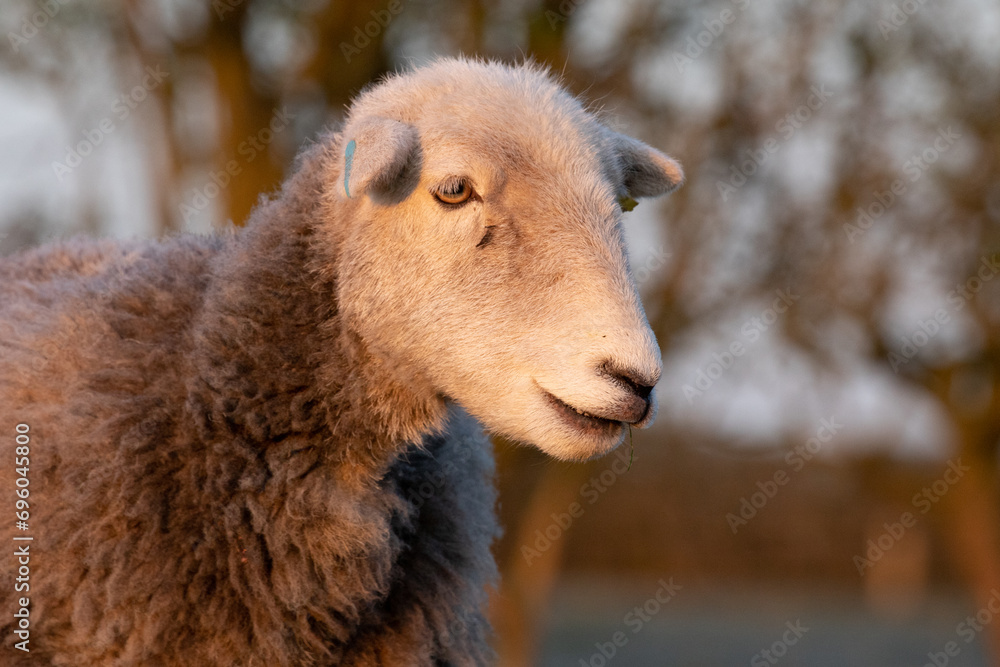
602,362,658,398
599,362,658,422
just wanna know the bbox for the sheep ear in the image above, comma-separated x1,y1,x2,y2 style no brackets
342,117,419,199
610,131,684,198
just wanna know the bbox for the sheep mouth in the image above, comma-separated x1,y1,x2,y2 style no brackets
541,389,623,437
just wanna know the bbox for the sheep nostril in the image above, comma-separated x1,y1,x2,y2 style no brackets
600,362,657,402
630,381,654,402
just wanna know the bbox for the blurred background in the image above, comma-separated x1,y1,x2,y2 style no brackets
3,0,1000,664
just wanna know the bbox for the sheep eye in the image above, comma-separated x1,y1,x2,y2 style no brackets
435,179,474,206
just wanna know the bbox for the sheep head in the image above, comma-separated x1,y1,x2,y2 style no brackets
330,59,682,461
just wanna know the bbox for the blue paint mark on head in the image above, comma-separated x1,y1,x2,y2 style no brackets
344,139,357,198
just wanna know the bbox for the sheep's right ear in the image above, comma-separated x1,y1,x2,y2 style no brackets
341,117,420,199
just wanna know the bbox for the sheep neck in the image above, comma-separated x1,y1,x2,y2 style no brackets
190,144,447,491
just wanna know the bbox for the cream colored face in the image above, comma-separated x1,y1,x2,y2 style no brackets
335,67,681,461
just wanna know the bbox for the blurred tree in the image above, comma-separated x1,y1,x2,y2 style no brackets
2,0,397,233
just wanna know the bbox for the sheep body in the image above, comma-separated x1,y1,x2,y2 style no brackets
1,211,497,665
0,57,681,665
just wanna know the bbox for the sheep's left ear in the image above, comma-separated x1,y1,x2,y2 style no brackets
609,130,684,198
342,116,420,199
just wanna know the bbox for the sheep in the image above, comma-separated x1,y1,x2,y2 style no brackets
0,57,683,666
